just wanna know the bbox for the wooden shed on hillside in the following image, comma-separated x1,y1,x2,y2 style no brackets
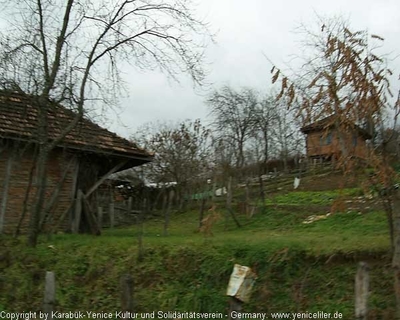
300,115,372,162
0,90,153,235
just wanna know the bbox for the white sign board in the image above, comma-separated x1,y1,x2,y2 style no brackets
294,177,300,189
226,264,256,303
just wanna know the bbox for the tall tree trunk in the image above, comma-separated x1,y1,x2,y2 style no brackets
27,94,50,247
258,164,266,214
382,195,395,252
27,147,49,247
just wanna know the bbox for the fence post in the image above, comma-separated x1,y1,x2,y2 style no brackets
228,297,243,319
43,271,55,320
120,274,134,312
355,262,369,320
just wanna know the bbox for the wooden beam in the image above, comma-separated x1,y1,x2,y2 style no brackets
84,160,128,199
43,271,56,320
0,147,15,234
120,274,134,312
73,189,83,233
69,156,80,230
109,187,115,229
40,156,75,229
82,196,101,235
355,262,369,320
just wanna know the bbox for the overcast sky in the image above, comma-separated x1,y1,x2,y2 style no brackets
97,0,400,139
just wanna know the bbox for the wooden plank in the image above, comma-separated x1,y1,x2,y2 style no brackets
40,156,75,229
43,271,56,320
69,157,80,230
73,189,83,233
14,147,37,237
355,262,369,320
0,147,15,234
120,274,134,312
82,197,101,235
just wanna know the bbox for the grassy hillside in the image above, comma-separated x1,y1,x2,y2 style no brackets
0,175,395,319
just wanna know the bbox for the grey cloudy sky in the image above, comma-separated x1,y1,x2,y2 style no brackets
102,0,400,139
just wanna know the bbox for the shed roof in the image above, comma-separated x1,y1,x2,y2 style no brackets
0,90,153,163
300,114,372,139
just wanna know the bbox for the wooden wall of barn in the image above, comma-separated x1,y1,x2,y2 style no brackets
305,130,369,160
0,140,76,235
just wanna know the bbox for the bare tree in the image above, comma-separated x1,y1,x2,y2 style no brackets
207,86,258,169
0,0,212,247
249,95,276,167
271,17,400,317
133,119,212,212
269,98,304,172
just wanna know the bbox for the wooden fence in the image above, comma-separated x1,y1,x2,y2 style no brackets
42,261,370,318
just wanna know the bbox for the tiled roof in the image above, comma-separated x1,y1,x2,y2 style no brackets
0,90,153,161
300,114,372,139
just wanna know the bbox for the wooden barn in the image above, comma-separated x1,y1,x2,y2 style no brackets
300,115,372,162
0,90,153,235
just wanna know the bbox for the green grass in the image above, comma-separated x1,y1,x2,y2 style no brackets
265,188,363,205
0,187,395,318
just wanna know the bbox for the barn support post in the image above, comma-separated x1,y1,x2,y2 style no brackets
81,160,129,230
69,157,80,231
73,189,83,233
109,186,115,229
82,197,101,235
70,160,128,232
0,145,16,234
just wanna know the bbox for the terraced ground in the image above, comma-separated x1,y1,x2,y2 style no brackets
0,170,395,319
